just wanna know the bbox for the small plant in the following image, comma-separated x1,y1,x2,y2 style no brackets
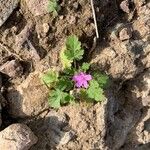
48,0,60,17
41,35,109,108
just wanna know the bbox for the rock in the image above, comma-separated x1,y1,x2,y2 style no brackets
134,0,146,7
0,60,23,78
30,101,107,150
0,0,20,27
43,23,49,34
120,0,130,13
67,16,77,24
119,27,132,41
128,69,150,108
73,2,79,10
0,123,38,150
25,0,49,16
15,23,33,51
29,110,75,149
132,3,150,39
7,72,49,117
106,90,141,150
27,40,41,62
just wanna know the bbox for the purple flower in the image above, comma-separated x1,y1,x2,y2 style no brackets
73,72,92,88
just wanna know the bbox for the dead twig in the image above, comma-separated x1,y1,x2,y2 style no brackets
90,0,99,38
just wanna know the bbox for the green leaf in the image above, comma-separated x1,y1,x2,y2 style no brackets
56,77,73,91
60,48,73,69
65,35,84,61
87,80,105,102
48,0,60,17
93,72,109,88
48,90,61,108
41,70,58,87
61,93,75,104
81,63,90,72
48,89,75,108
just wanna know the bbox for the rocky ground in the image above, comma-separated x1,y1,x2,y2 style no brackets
0,0,149,150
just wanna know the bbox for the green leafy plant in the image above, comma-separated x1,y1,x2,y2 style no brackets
41,35,109,108
48,0,60,16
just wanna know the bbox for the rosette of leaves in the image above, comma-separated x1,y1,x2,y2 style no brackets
41,35,109,108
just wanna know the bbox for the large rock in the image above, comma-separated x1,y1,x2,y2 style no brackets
7,72,49,117
30,101,107,150
0,0,20,27
0,123,38,150
29,110,76,149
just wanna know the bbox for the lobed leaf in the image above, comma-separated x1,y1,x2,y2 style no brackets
56,76,73,91
60,48,73,69
48,89,75,108
93,72,109,88
87,80,105,102
41,70,58,87
81,62,90,72
65,35,84,61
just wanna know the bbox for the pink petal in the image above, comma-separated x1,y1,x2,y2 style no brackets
84,74,92,81
73,75,78,81
79,72,84,76
76,81,82,88
82,81,88,88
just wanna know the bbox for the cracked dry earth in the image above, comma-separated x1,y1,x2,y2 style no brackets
0,0,150,150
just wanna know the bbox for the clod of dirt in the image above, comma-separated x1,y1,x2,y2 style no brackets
91,41,137,79
134,0,146,7
119,27,132,41
29,101,108,150
120,70,150,149
29,110,76,150
25,0,49,16
42,23,49,34
105,91,141,150
57,102,108,150
132,3,150,39
15,23,33,52
6,72,49,118
0,123,38,150
0,0,20,27
0,60,23,78
120,0,130,13
127,69,150,108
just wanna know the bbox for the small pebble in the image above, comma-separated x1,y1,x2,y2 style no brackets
120,0,130,13
43,23,49,34
119,27,132,41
